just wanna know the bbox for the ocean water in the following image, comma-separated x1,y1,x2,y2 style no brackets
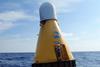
0,52,100,67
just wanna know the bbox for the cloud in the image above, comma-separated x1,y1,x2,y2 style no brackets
0,38,36,52
0,21,14,31
50,0,82,14
0,2,21,10
96,18,100,23
0,11,34,22
62,32,80,40
62,32,73,37
0,11,34,31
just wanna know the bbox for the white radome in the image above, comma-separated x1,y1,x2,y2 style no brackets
39,2,57,21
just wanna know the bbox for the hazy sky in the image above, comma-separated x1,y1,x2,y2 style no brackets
0,0,100,52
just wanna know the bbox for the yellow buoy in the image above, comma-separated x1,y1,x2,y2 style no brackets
32,2,76,67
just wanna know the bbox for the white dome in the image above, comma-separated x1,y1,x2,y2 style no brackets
39,2,57,21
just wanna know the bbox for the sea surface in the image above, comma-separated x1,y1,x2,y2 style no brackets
0,52,100,67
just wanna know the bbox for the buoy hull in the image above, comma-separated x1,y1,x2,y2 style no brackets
32,60,76,67
32,2,76,67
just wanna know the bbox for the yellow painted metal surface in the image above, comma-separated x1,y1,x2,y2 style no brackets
35,20,74,63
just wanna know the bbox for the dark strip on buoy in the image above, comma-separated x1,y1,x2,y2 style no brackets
32,60,76,67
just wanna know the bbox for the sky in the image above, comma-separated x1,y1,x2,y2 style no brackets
0,0,100,52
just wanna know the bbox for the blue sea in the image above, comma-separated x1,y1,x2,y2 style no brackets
0,52,100,67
